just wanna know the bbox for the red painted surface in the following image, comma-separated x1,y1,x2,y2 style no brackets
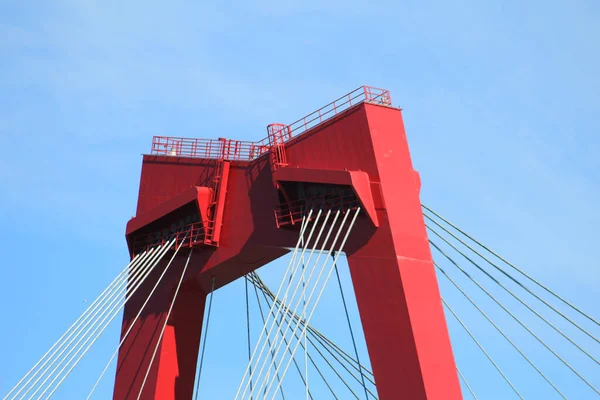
273,167,378,227
125,186,212,236
114,89,461,399
209,160,230,244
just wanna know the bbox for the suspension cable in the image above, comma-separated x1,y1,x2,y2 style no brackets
422,204,600,328
250,274,310,400
250,210,340,398
332,252,369,400
428,228,600,366
245,275,254,399
193,276,216,399
425,213,600,347
86,239,194,398
263,209,356,398
248,272,376,387
304,327,377,392
456,367,478,400
266,208,360,399
300,232,309,400
22,243,172,399
26,247,161,398
39,239,178,399
249,272,378,398
252,210,340,396
307,327,374,380
235,210,315,398
430,239,600,395
6,250,154,400
137,246,194,399
254,270,376,399
435,262,566,398
442,298,523,399
242,210,329,399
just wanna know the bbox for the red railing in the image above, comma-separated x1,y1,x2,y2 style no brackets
151,137,271,160
130,220,215,255
274,192,361,228
263,86,392,145
150,86,392,160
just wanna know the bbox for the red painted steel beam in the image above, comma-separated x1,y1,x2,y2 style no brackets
273,167,379,227
114,100,461,399
209,160,230,244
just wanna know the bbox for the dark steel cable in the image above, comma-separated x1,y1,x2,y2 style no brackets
435,262,566,398
428,227,600,366
332,252,369,400
254,277,335,400
249,272,372,380
249,275,309,400
245,276,254,399
442,298,523,399
248,272,376,386
456,367,478,399
424,212,600,346
422,204,600,328
305,329,378,398
295,333,360,400
194,277,216,400
259,281,361,400
430,239,600,395
249,273,378,395
307,326,375,380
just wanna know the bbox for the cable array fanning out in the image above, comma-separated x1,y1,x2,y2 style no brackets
3,204,598,399
4,239,177,400
236,207,361,400
422,204,600,399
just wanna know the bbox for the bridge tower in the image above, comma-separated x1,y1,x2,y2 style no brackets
116,86,462,399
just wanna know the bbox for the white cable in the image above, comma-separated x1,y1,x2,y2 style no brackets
21,246,163,399
247,210,328,396
29,241,174,399
15,248,160,400
4,251,150,400
251,210,331,394
266,210,358,399
235,210,315,399
38,240,178,399
251,210,340,398
86,238,195,400
267,208,360,399
241,210,326,399
252,210,342,398
300,230,309,400
264,209,356,398
86,239,197,398
239,212,314,399
249,210,338,398
136,247,194,399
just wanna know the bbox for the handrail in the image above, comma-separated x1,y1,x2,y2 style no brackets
274,191,361,227
149,85,392,161
130,220,214,255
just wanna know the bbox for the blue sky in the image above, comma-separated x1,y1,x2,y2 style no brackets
1,0,599,398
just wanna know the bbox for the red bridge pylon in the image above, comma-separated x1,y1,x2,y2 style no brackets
116,86,462,399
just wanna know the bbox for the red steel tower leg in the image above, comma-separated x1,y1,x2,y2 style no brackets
113,259,207,400
342,105,462,399
346,210,459,399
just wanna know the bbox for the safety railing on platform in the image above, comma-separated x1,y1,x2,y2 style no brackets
149,86,392,161
130,221,215,255
274,192,361,228
263,85,392,144
151,137,271,160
